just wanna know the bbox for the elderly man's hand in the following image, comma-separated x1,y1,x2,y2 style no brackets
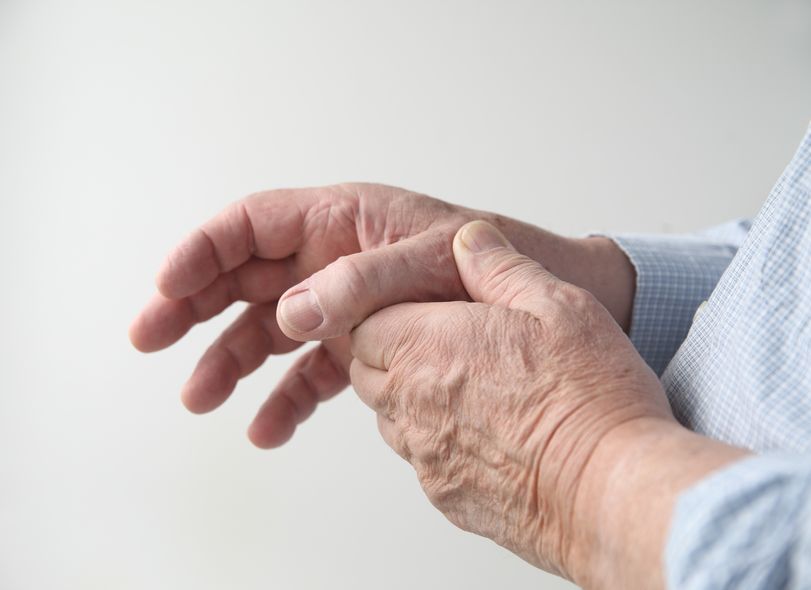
349,221,747,589
129,184,635,448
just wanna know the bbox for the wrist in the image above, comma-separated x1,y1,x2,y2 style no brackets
572,236,636,333
568,418,749,590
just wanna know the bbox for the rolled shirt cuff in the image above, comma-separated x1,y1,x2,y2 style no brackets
605,234,738,376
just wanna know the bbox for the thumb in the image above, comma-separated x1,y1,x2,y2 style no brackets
452,220,560,316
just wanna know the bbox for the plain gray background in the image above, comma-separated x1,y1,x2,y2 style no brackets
1,1,810,588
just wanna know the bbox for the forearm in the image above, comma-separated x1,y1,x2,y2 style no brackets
570,419,749,590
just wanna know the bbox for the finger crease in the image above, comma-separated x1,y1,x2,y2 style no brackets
221,341,247,377
199,227,226,274
278,390,302,424
295,368,320,406
238,201,257,257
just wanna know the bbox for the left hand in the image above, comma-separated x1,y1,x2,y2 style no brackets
128,183,635,449
349,220,677,584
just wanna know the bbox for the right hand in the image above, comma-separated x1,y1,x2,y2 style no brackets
128,183,635,448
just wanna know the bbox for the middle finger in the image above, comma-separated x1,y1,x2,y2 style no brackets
181,300,302,413
130,256,294,353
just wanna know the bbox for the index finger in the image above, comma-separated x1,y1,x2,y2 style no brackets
156,188,321,300
350,301,456,370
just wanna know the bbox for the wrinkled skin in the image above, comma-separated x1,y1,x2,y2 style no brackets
349,221,674,581
129,183,614,448
131,188,747,589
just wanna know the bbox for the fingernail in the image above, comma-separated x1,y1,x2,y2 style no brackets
280,289,324,332
458,221,512,253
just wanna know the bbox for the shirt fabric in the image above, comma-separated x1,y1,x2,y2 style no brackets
609,123,811,589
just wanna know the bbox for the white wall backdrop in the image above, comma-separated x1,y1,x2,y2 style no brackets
1,1,809,589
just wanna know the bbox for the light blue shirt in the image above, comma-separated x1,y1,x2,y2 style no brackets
610,124,811,589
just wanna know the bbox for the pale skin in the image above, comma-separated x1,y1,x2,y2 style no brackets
130,183,749,589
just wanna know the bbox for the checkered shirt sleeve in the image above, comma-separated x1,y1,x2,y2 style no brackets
609,226,749,376
666,454,811,590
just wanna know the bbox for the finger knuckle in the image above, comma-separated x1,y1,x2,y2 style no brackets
333,254,375,301
483,258,546,307
555,283,598,312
